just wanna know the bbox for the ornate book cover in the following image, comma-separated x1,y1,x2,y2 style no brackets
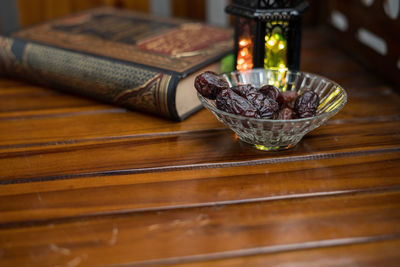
0,7,233,121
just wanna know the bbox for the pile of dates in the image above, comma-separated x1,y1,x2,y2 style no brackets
195,71,320,120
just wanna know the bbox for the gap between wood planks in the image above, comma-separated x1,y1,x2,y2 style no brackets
103,233,400,267
1,180,400,229
0,146,399,185
1,113,400,151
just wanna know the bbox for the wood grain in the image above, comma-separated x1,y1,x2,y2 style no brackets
1,86,399,149
1,27,399,266
1,119,400,183
0,85,104,113
0,151,399,226
1,29,399,152
0,78,27,88
170,238,400,267
1,190,399,266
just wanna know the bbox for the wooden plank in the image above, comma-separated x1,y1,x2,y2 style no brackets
168,238,400,267
0,80,399,150
0,106,125,121
1,76,398,115
0,26,399,266
0,78,29,88
0,190,399,266
1,74,398,120
0,27,397,122
1,118,400,183
0,151,399,225
0,109,222,150
0,86,106,113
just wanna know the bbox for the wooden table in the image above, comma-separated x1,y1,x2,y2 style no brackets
1,28,400,266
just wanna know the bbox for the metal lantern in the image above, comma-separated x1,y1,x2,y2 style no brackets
225,0,309,71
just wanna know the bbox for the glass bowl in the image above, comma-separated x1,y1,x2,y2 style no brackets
197,68,347,151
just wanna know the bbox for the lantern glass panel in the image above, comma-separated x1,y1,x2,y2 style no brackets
264,21,289,69
236,17,255,71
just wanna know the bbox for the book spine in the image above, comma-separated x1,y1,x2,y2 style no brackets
0,36,181,121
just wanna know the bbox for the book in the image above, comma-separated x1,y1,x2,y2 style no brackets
0,7,233,121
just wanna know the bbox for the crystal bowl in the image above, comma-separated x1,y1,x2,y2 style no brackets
197,68,347,151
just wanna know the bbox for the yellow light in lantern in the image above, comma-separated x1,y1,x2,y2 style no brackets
240,48,249,57
239,39,249,48
267,39,276,47
264,22,289,70
237,36,253,70
273,33,282,41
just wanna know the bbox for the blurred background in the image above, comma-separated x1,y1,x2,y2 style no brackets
0,0,399,86
0,0,324,30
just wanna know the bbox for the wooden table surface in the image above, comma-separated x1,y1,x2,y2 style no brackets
1,28,400,266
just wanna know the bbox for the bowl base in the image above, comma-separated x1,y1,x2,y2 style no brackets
253,144,295,151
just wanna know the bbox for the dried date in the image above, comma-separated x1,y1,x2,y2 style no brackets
257,97,279,119
231,84,279,119
230,84,255,98
278,107,294,120
216,89,259,118
294,90,320,118
194,71,229,100
259,85,284,108
282,90,298,109
195,71,321,121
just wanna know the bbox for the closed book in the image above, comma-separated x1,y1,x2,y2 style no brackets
0,7,232,121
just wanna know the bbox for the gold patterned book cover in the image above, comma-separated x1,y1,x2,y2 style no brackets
0,7,233,121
